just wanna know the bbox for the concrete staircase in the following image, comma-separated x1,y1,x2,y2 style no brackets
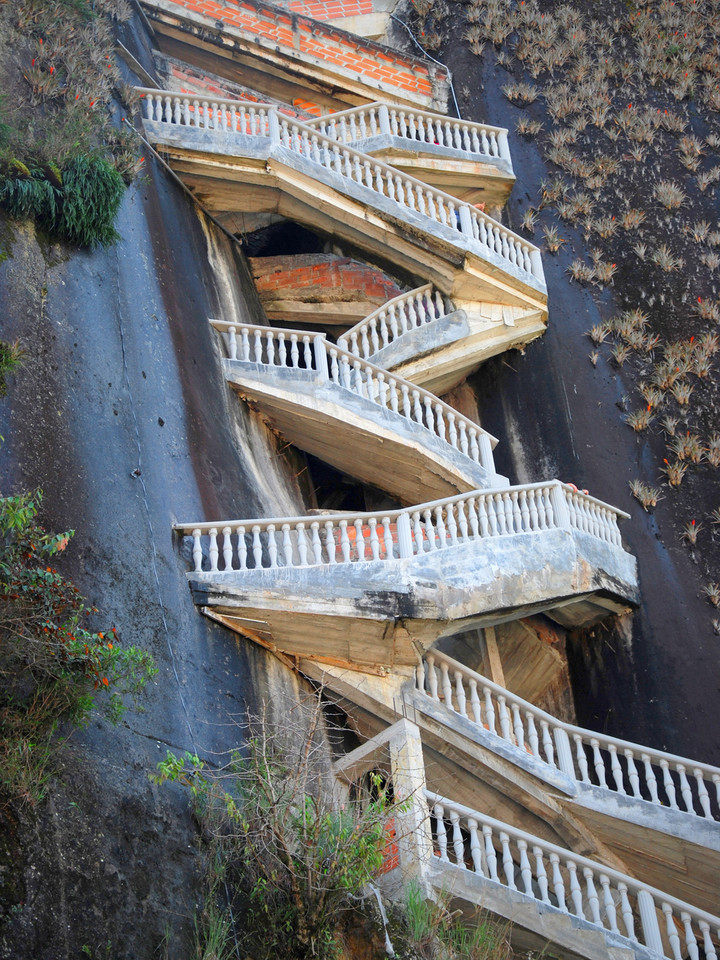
150,1,719,953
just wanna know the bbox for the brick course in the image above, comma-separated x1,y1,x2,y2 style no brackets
150,0,445,102
249,254,402,305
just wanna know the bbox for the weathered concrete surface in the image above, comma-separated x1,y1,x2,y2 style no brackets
139,120,548,310
221,357,503,502
0,151,312,957
189,526,638,668
370,305,546,395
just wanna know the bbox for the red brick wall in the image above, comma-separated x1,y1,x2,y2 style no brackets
250,255,403,304
153,0,444,100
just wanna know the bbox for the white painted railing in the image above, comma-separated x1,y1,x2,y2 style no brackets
426,790,720,960
174,480,628,574
138,88,274,135
304,102,512,165
418,650,720,823
137,89,544,287
209,318,497,470
337,285,454,361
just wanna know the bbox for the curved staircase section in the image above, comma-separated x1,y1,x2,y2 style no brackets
174,481,637,668
137,90,546,311
210,318,505,502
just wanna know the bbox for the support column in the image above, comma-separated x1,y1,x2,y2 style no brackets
388,718,434,891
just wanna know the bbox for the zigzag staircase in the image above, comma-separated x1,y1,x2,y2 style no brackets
141,0,720,954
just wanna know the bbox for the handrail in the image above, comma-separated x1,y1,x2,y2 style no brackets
337,284,455,361
136,89,544,288
209,318,498,469
302,101,512,166
419,650,720,823
173,480,629,574
425,788,720,959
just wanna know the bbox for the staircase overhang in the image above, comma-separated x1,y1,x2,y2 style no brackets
222,361,500,503
140,120,547,312
139,0,450,112
184,526,638,670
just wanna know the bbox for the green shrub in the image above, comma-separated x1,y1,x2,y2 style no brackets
56,154,125,247
155,698,397,960
0,489,156,803
0,153,125,247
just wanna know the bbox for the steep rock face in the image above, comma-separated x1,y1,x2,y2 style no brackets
0,159,311,957
456,48,720,767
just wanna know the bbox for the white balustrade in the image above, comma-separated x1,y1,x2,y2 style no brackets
175,481,628,584
305,101,512,166
136,88,543,287
425,790,720,959
138,88,272,136
337,285,454,361
209,318,497,472
418,649,720,823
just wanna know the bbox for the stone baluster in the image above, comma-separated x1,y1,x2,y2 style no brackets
550,853,567,911
584,868,602,925
295,523,308,567
382,517,394,558
482,825,499,881
412,512,424,554
483,685,497,734
323,521,336,565
423,509,436,550
469,679,482,725
207,528,219,572
618,883,636,940
500,832,516,890
236,526,247,570
221,526,233,570
426,655,439,700
454,671,467,718
540,721,555,765
354,519,365,561
641,755,660,802
567,861,585,917
680,913,700,960
440,661,454,710
609,744,626,793
511,704,525,750
310,522,323,565
599,875,619,932
339,521,351,563
251,526,262,568
517,840,533,895
699,921,717,960
468,818,483,874
434,804,448,861
449,809,465,865
677,765,694,812
289,335,299,367
497,696,511,742
226,325,238,360
526,712,540,758
663,904,683,960
590,739,608,787
369,518,380,560
660,759,679,809
625,750,642,798
534,847,550,903
574,735,591,783
266,525,277,568
191,529,203,572
695,769,712,818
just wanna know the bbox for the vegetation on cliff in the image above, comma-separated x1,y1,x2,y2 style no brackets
406,0,720,635
0,0,141,246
